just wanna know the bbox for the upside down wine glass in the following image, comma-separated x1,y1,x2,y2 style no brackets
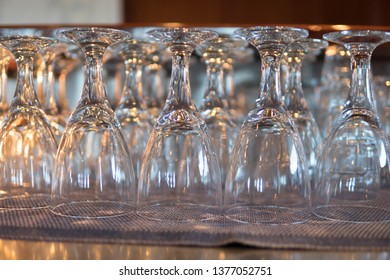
36,41,68,143
283,38,328,186
138,28,222,221
223,44,255,125
224,26,311,225
196,36,243,186
144,48,170,122
314,30,390,223
0,47,12,119
317,45,351,139
114,39,160,180
51,28,136,218
0,34,57,209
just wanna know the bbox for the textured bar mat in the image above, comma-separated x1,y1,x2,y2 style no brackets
0,193,390,251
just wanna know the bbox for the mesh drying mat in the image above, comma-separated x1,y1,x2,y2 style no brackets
1,191,390,250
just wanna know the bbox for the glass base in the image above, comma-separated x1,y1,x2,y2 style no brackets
137,203,221,222
225,206,311,225
51,201,135,219
0,194,50,210
313,205,390,223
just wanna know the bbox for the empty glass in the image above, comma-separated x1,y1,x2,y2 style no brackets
314,30,390,223
144,48,170,122
114,39,159,180
0,33,57,209
0,47,12,120
373,76,390,138
36,41,68,143
196,36,242,186
317,45,351,139
283,38,328,186
137,28,222,221
224,26,311,225
223,45,255,125
51,27,136,218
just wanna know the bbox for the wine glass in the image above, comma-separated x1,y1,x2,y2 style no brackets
223,45,255,125
137,28,222,221
225,26,311,225
144,48,170,122
36,40,69,143
282,38,328,186
373,76,390,138
113,39,160,180
317,45,351,139
196,35,243,186
0,33,58,209
54,46,83,117
51,27,136,218
314,30,390,223
0,47,12,120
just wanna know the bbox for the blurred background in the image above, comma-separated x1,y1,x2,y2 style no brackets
1,0,390,119
0,0,390,26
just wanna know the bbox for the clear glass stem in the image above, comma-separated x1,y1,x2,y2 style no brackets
224,61,235,100
203,60,225,109
58,70,70,114
12,51,40,108
344,52,375,111
0,58,10,114
285,53,308,112
165,47,193,109
145,63,164,108
117,58,143,110
41,53,59,115
81,49,107,104
258,54,283,108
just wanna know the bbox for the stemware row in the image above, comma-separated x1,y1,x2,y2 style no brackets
0,26,389,225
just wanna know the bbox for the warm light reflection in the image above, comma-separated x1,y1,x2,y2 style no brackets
162,22,184,28
308,25,322,32
0,239,389,260
331,25,352,31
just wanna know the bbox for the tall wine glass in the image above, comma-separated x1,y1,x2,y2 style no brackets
55,47,83,117
283,38,328,186
36,41,68,143
373,76,390,138
225,26,310,225
314,30,390,223
144,48,170,122
51,27,136,218
317,45,351,139
0,47,12,120
138,28,222,221
114,39,160,180
196,36,243,186
0,33,57,209
223,45,255,125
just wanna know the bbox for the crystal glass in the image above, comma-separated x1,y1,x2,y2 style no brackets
54,46,83,117
223,45,255,125
373,76,390,138
138,28,222,221
0,34,57,209
196,36,242,186
0,47,12,120
314,30,390,223
144,48,170,122
317,45,351,139
283,38,328,186
114,39,159,180
225,26,311,225
51,27,136,218
36,41,68,143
